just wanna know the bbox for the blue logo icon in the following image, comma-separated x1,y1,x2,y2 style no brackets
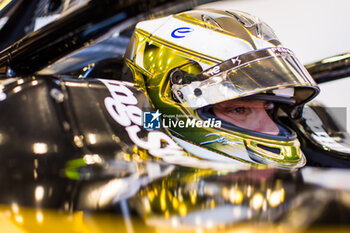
171,27,194,38
143,110,162,129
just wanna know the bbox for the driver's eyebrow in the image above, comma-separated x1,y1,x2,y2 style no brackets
221,100,260,108
217,104,241,111
218,100,247,108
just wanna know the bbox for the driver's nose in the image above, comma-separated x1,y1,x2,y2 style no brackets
252,107,279,135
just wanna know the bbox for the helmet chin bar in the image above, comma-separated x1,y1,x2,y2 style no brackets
247,142,306,169
244,129,306,169
243,125,306,169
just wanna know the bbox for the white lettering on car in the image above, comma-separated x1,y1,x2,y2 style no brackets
99,79,184,158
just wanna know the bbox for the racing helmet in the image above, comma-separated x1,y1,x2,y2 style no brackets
124,9,319,169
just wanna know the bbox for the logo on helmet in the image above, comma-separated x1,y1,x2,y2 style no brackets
171,27,194,38
206,66,221,76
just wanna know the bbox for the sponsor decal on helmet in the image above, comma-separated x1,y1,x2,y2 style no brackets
200,133,244,146
206,65,221,76
199,47,296,80
231,57,241,65
171,27,194,38
271,47,293,56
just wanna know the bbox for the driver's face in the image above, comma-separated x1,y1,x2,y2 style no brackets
213,99,280,135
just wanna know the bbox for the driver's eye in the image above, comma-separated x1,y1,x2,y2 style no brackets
229,107,247,114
